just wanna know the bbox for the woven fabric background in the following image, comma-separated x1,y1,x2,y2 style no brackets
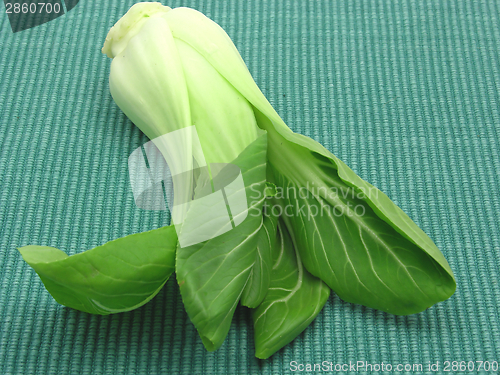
1,0,499,374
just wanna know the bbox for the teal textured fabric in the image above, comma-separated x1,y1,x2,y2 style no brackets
1,0,499,374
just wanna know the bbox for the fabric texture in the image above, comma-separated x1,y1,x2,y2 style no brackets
1,0,499,374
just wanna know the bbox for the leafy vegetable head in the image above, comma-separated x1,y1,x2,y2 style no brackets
102,0,455,346
18,2,456,361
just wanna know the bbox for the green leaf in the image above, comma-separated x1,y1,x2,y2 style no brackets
253,218,330,359
175,133,267,351
241,212,279,308
174,35,260,165
18,226,177,315
266,130,456,315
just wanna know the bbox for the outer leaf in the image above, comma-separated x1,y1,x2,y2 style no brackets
241,212,278,308
173,36,260,165
107,14,192,141
165,9,455,313
175,133,267,351
269,142,456,315
253,218,330,359
18,226,177,315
